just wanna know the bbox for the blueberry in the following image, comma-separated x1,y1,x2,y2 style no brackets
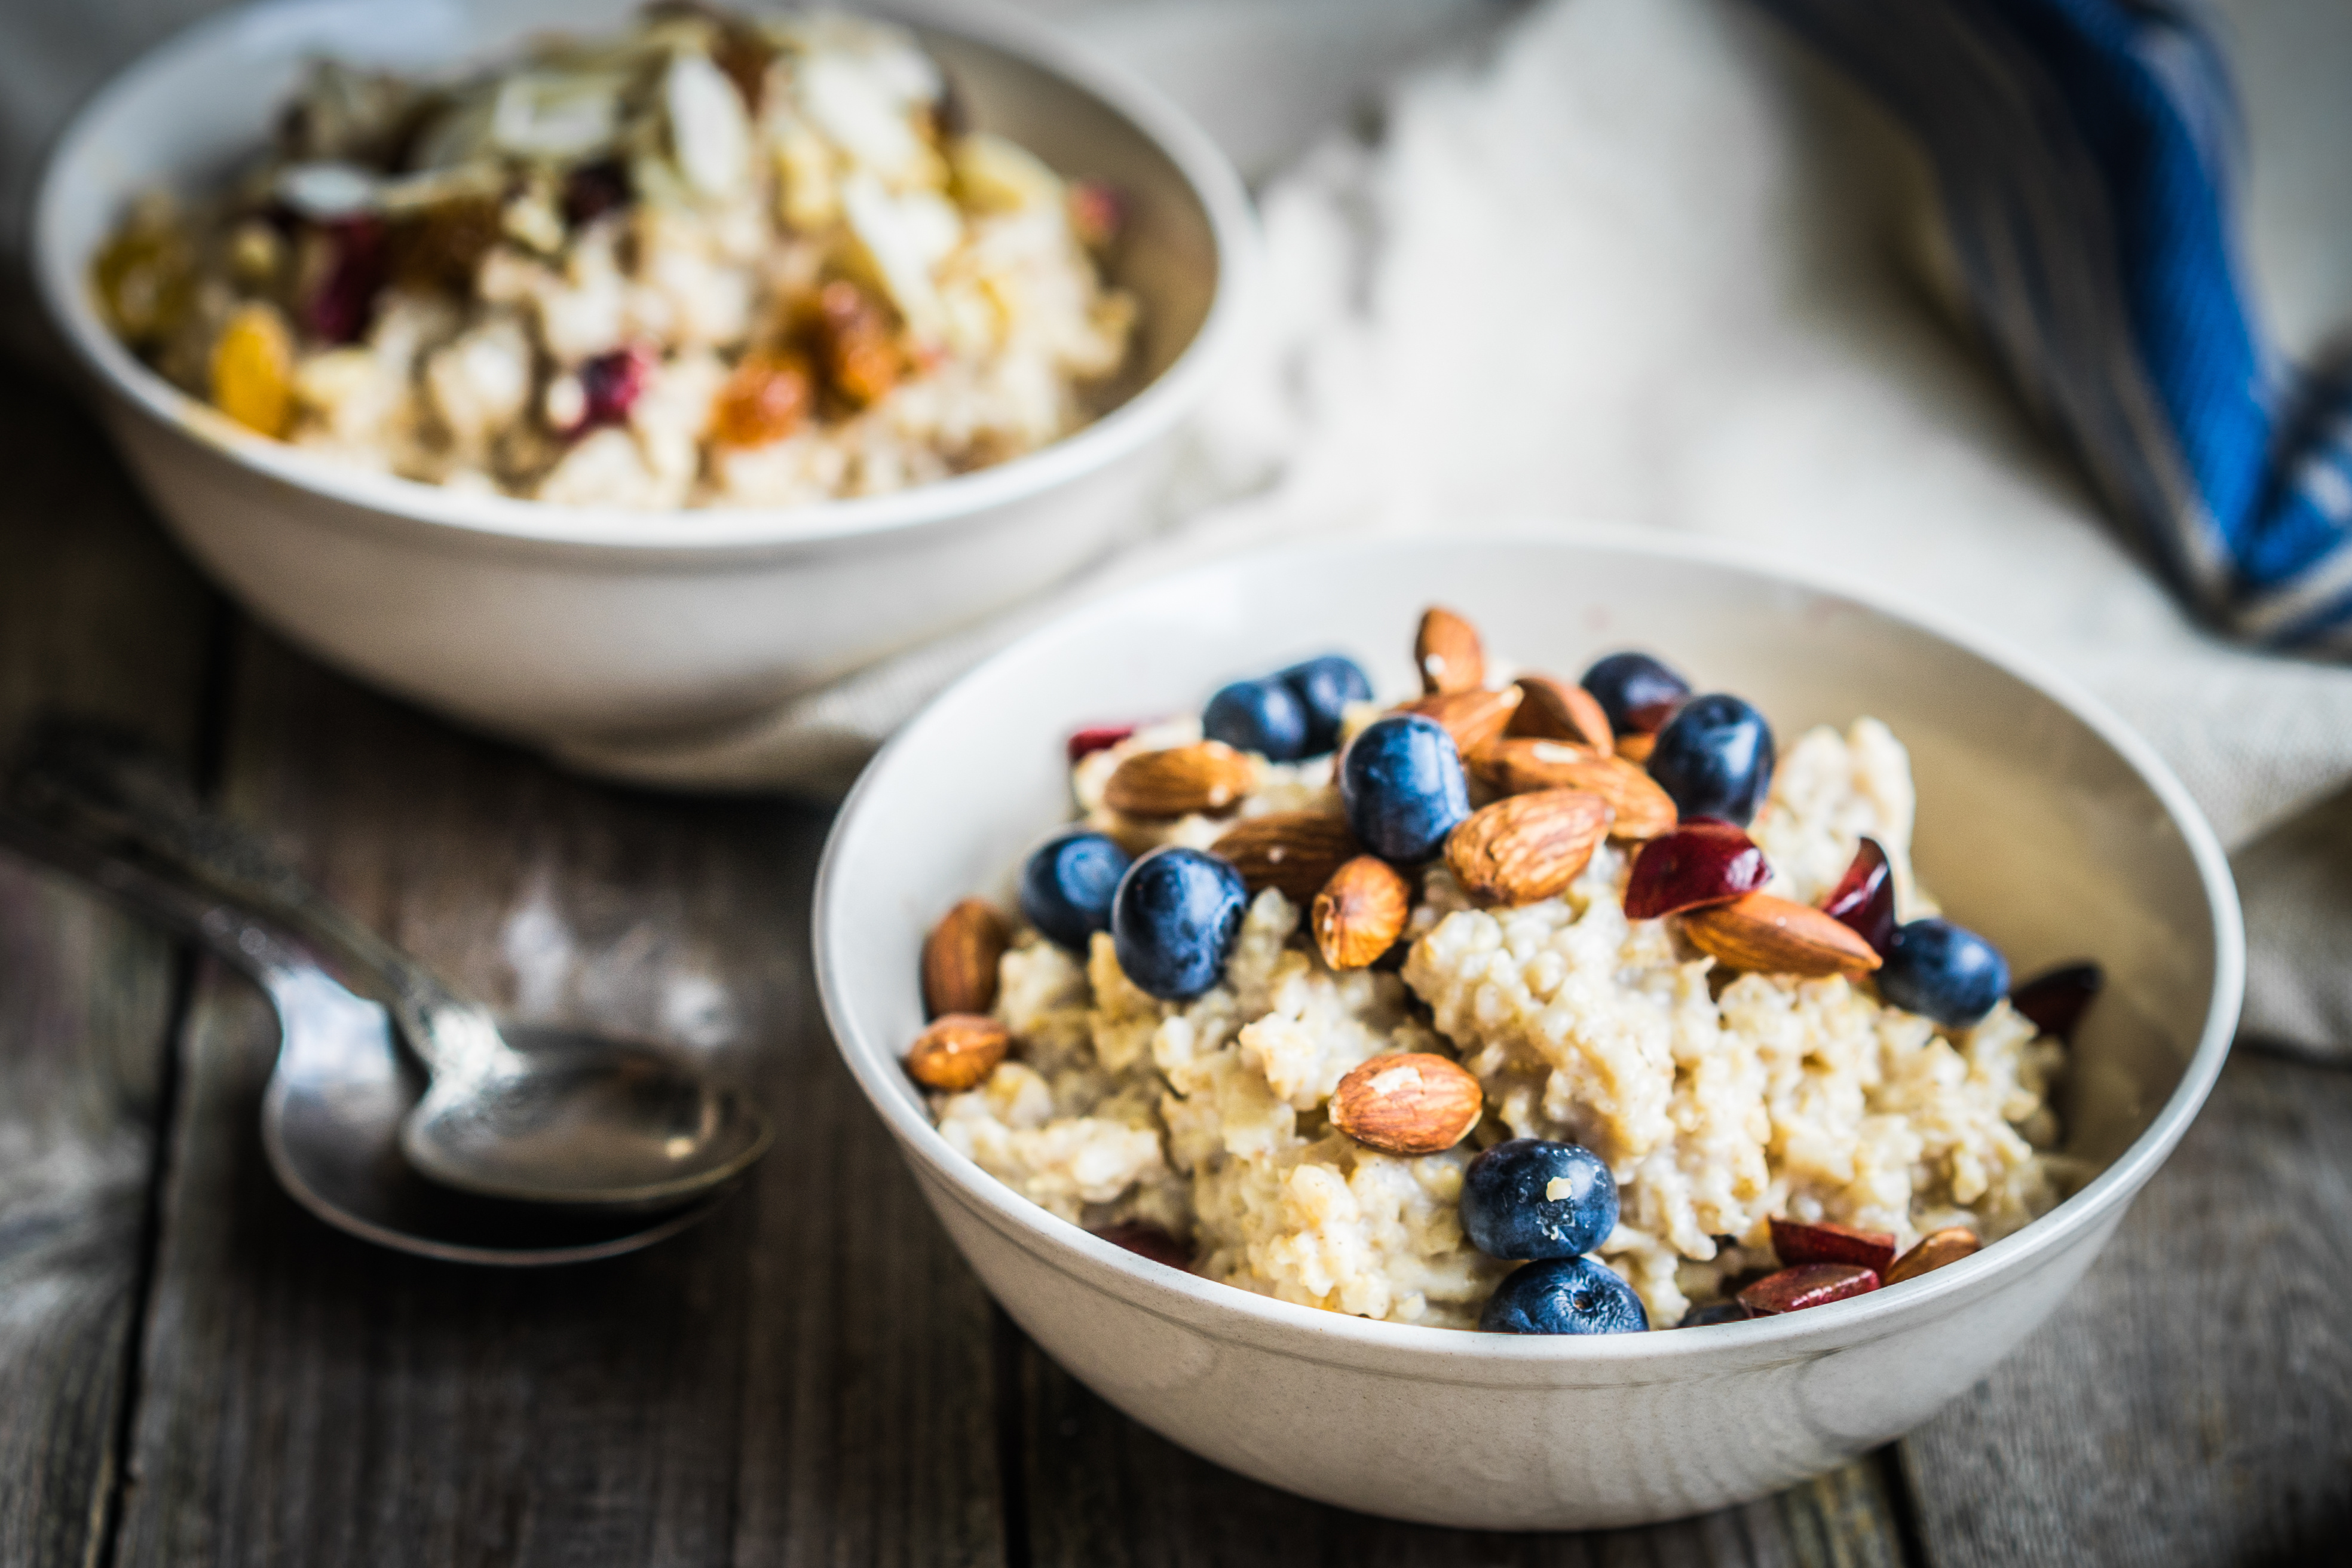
1647,694,1776,826
1111,846,1250,1000
1460,1139,1618,1260
1479,1257,1650,1335
1340,714,1469,862
1275,655,1373,754
1203,678,1309,761
1019,830,1130,952
1878,918,2010,1028
1580,652,1691,736
1678,1301,1752,1328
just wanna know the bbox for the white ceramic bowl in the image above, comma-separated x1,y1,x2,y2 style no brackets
814,529,2243,1530
33,0,1254,748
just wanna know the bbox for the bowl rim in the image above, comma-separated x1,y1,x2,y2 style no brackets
813,523,2246,1363
30,0,1259,555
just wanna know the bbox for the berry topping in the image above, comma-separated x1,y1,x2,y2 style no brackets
1480,1257,1650,1335
561,158,632,227
1091,1221,1192,1270
1275,654,1373,754
1111,847,1249,1000
1580,651,1692,736
2010,961,2104,1043
578,344,657,429
1066,722,1140,764
1679,1301,1753,1328
1736,1263,1880,1316
1019,829,1130,952
1340,714,1470,863
1647,694,1775,826
1878,918,2010,1028
1819,836,1897,954
1461,1139,1618,1260
1623,818,1769,920
1767,1216,1897,1273
299,216,387,344
1203,678,1310,761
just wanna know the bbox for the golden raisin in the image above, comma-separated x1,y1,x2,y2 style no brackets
209,304,296,436
814,280,903,406
709,350,814,448
92,222,194,346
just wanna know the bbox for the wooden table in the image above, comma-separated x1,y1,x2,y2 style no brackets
2,356,2348,1567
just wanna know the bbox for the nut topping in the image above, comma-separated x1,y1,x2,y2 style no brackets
1103,742,1259,818
1213,811,1361,903
921,898,1010,1018
1312,855,1411,970
1468,740,1677,841
1445,788,1612,905
1679,893,1884,978
1414,607,1486,694
1396,686,1522,755
1508,675,1615,755
1328,1052,1483,1154
1882,1227,1981,1285
905,1014,1010,1092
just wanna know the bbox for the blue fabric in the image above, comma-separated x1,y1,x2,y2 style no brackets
1751,0,2352,651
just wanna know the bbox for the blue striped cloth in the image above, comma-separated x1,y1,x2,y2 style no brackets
1753,0,2352,651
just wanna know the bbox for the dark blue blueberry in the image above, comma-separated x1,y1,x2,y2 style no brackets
1647,693,1776,826
1460,1139,1618,1260
1479,1257,1650,1336
1203,678,1309,761
1580,651,1692,736
1111,846,1250,1000
1678,1301,1753,1328
1275,655,1373,754
1019,830,1130,952
1340,714,1469,863
1878,918,2010,1028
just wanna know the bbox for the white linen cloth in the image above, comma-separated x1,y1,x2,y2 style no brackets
5,0,2350,1054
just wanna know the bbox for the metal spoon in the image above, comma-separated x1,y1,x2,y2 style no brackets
0,807,728,1263
7,728,772,1211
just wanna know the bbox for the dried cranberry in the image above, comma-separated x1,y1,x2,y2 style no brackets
1767,1216,1897,1273
1068,180,1125,249
300,216,387,344
1819,836,1897,955
2010,961,2103,1043
1623,817,1769,920
562,160,632,228
1091,1221,1190,1270
578,346,657,428
1736,1263,1880,1316
1066,723,1138,764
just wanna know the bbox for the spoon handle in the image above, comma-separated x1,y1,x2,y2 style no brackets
4,724,503,1080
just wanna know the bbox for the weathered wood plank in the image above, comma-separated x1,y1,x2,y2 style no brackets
109,633,1008,1567
1901,1051,2352,1568
0,360,219,1568
1015,1324,1910,1567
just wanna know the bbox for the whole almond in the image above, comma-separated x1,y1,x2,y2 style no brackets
921,898,1010,1018
1882,1227,1981,1285
1214,811,1360,902
1415,607,1486,694
1679,893,1883,977
1616,732,1657,764
1328,1052,1483,1154
1509,675,1615,756
1104,742,1259,817
1468,740,1677,840
1312,855,1411,969
1396,686,1522,755
905,1013,1010,1091
1446,788,1611,904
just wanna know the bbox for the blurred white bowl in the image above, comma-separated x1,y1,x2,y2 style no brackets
814,528,2243,1530
33,0,1254,749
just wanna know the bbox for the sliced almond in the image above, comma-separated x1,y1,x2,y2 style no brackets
1468,739,1677,840
1414,607,1486,694
1395,686,1522,755
1445,788,1611,905
1214,811,1359,903
921,898,1010,1018
1680,893,1882,977
1508,675,1614,756
1103,742,1259,818
1882,1227,1981,1285
905,1013,1010,1091
1312,855,1411,969
1328,1052,1483,1154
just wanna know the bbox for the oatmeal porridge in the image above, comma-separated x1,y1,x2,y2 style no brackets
904,609,2093,1333
89,7,1137,508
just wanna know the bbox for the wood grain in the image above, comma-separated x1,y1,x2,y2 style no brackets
108,635,1008,1567
0,363,219,1568
1901,1052,2352,1568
